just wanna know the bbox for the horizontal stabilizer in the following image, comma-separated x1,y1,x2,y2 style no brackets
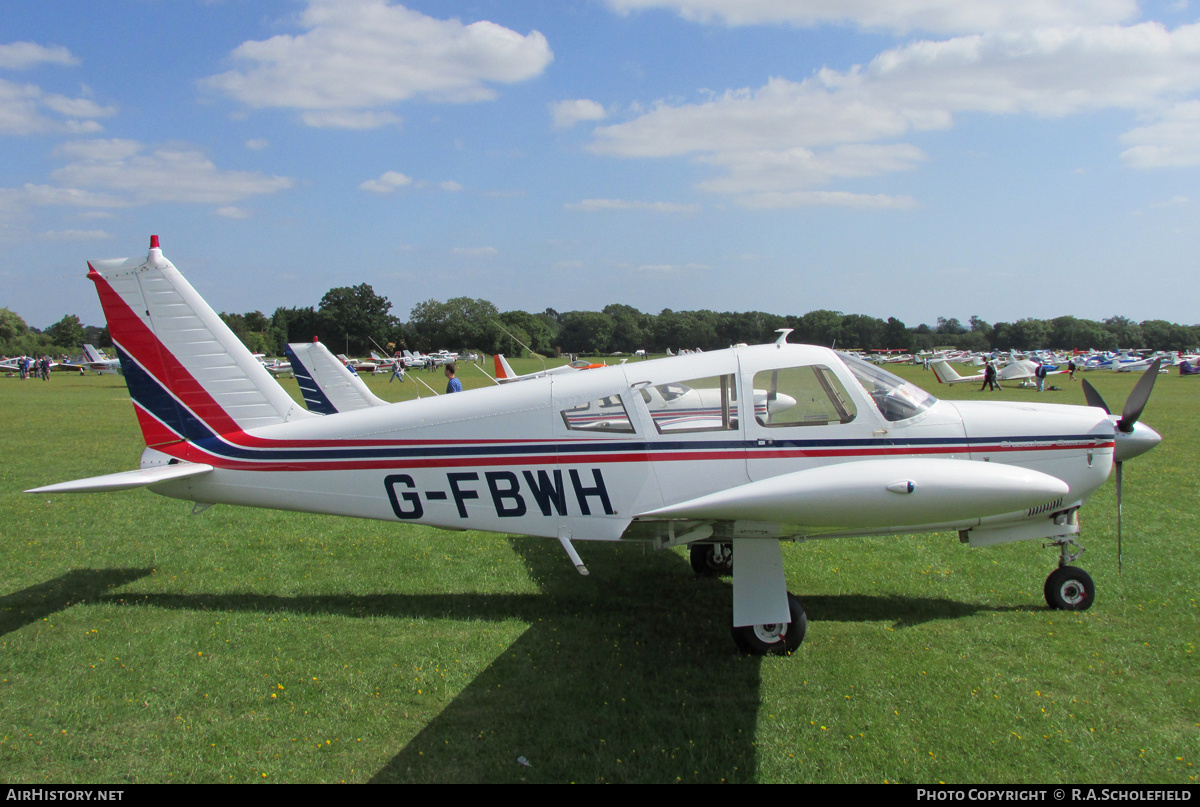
286,341,387,414
638,458,1069,530
26,462,214,494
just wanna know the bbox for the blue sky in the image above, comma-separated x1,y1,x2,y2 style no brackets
3,0,1199,332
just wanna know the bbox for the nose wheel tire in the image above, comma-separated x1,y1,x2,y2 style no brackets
1044,566,1095,611
732,593,807,655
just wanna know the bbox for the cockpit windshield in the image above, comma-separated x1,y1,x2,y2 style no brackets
838,352,937,422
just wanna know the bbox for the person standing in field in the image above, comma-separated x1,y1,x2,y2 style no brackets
444,362,462,394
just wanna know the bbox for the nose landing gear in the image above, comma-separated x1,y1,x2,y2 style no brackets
1044,537,1094,611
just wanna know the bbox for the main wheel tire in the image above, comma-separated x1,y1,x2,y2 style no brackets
1044,566,1095,611
690,542,733,577
732,593,807,655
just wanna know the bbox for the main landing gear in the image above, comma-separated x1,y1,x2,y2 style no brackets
1043,537,1095,612
691,541,807,655
732,592,807,655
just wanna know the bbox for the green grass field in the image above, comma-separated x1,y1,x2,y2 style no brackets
1,358,1197,783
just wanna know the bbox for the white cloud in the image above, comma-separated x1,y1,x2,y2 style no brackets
604,0,1137,34
624,262,710,273
48,139,294,205
451,246,498,256
0,78,115,135
203,0,553,128
1120,100,1200,167
9,184,126,208
360,170,413,193
439,180,464,192
300,109,402,129
590,22,1200,205
41,94,115,119
695,144,927,194
245,138,269,150
736,190,920,209
215,206,251,219
0,42,78,70
55,139,142,161
565,198,700,213
39,229,111,241
551,98,607,129
0,184,123,229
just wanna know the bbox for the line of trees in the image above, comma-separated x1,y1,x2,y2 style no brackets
222,297,1200,357
6,289,1199,360
0,310,107,358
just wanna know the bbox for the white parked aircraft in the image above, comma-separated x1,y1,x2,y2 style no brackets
26,238,1163,655
929,358,1061,387
492,354,606,383
81,344,121,374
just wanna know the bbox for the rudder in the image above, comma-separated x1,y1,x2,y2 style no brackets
89,236,312,447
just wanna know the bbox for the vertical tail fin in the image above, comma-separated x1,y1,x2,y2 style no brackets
928,359,963,385
494,354,518,381
89,236,311,448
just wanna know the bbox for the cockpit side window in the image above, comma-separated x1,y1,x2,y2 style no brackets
640,374,738,433
838,352,937,422
752,365,857,427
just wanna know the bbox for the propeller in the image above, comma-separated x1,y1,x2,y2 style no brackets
1080,359,1163,572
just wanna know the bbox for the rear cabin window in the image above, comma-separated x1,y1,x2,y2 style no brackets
751,365,857,427
560,395,636,433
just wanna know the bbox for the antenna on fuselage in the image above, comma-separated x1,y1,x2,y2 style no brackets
774,328,794,345
493,319,546,374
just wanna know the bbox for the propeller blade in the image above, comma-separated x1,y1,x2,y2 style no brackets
1117,359,1162,433
1081,378,1110,413
1115,460,1123,574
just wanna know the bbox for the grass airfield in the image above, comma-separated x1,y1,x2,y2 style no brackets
1,356,1197,783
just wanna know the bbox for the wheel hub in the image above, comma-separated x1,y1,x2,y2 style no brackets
752,623,786,643
1059,581,1086,606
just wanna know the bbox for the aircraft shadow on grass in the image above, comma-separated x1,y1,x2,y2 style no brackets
3,545,1021,782
0,567,153,636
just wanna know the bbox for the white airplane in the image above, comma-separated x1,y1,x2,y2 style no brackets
369,351,401,374
1,355,56,374
929,358,1062,387
81,344,122,374
400,350,428,368
26,238,1164,655
493,354,606,383
335,354,376,374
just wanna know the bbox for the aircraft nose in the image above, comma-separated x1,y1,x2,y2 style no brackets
1114,421,1161,462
